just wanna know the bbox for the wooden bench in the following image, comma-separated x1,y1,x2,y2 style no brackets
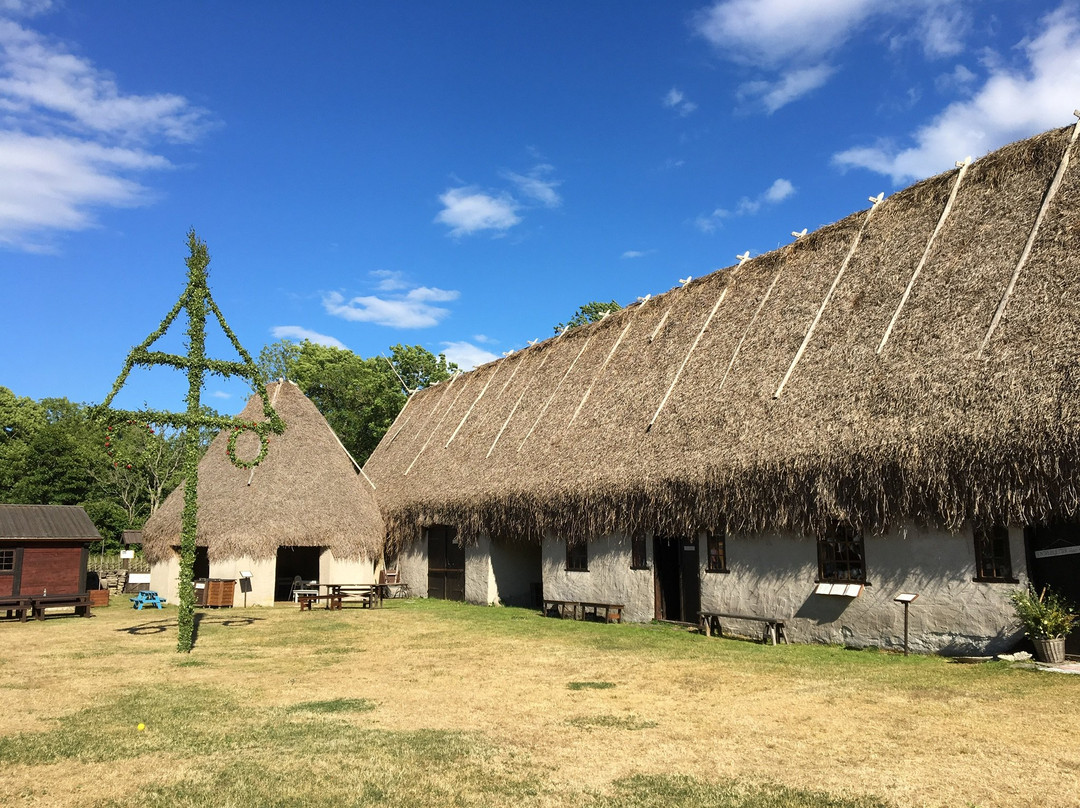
698,611,787,645
297,593,344,611
31,593,92,620
580,602,624,624
0,596,32,623
543,599,624,624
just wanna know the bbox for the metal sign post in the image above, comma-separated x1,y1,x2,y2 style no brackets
894,593,919,656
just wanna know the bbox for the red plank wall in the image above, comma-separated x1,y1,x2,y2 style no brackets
17,543,86,595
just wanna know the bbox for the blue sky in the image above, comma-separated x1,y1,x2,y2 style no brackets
3,0,1079,413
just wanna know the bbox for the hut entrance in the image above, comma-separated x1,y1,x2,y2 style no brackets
193,547,209,580
653,535,700,623
1025,522,1080,655
274,546,322,601
427,525,465,601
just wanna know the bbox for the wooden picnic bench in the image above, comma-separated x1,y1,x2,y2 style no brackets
698,611,787,645
31,593,92,620
298,592,344,611
326,584,381,608
0,595,33,622
543,599,624,624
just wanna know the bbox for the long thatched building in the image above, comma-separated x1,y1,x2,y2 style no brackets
145,381,384,605
363,120,1080,655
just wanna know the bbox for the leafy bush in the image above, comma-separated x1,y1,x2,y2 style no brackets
1010,585,1077,639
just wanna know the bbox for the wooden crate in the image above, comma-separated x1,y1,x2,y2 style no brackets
203,579,235,608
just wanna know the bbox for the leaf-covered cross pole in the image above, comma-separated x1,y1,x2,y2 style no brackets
96,230,285,652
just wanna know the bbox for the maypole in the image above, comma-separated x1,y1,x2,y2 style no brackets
96,230,284,651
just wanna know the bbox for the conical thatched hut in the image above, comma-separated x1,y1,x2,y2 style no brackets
146,381,384,606
364,121,1080,654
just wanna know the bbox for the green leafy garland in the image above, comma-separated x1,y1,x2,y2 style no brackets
95,230,285,652
225,423,271,469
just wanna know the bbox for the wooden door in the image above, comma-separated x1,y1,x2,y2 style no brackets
427,525,465,601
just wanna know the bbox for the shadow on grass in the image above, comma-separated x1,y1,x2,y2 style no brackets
117,614,263,637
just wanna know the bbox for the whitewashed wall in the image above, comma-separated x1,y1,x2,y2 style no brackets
541,531,655,623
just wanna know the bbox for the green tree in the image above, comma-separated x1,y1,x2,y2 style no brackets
554,300,622,334
257,338,303,385
256,340,455,462
387,343,457,392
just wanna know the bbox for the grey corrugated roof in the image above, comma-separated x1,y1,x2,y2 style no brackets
0,505,102,541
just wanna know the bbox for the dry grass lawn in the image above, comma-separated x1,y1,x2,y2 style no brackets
1,598,1077,807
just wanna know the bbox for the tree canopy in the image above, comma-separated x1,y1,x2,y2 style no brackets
256,340,456,463
554,300,622,334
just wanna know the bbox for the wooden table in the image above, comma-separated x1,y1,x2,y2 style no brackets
298,592,344,611
323,584,381,608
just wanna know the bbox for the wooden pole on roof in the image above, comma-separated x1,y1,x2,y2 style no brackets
446,361,504,447
877,157,971,356
979,111,1080,358
487,331,569,457
518,334,594,451
569,316,634,427
774,194,883,399
647,288,728,431
405,373,469,475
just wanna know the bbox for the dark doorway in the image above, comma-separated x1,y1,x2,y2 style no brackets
1026,522,1080,655
274,546,322,601
427,525,465,601
194,546,210,580
653,535,700,623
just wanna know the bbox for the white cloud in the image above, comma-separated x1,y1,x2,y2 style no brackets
697,177,795,232
833,5,1080,183
763,177,796,202
270,325,346,349
370,269,408,291
0,18,211,251
738,63,836,113
210,390,232,399
473,334,496,344
0,1,54,18
440,340,500,370
693,0,875,67
435,186,521,236
503,164,562,207
693,1,981,112
622,250,648,259
323,286,459,329
0,132,168,250
663,87,698,116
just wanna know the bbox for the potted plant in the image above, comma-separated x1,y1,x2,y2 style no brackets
1009,584,1077,664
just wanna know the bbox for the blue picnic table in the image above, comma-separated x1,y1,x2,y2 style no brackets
130,590,166,610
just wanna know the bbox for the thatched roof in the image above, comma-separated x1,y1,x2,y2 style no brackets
143,381,384,562
365,122,1080,547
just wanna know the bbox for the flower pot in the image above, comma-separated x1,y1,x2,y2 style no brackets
1031,637,1066,664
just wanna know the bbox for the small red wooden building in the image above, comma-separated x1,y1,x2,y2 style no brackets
0,504,99,598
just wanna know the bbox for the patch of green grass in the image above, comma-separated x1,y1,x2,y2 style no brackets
591,774,892,808
567,714,658,731
568,681,616,690
286,697,376,714
173,658,206,667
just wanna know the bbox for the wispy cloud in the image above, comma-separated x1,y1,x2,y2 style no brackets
435,186,521,237
0,17,211,251
833,5,1080,183
737,64,835,114
210,390,232,400
663,87,697,116
691,0,980,113
323,286,460,329
270,325,346,349
435,162,562,237
502,164,561,207
370,269,409,291
440,340,500,370
696,177,796,232
621,249,655,259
